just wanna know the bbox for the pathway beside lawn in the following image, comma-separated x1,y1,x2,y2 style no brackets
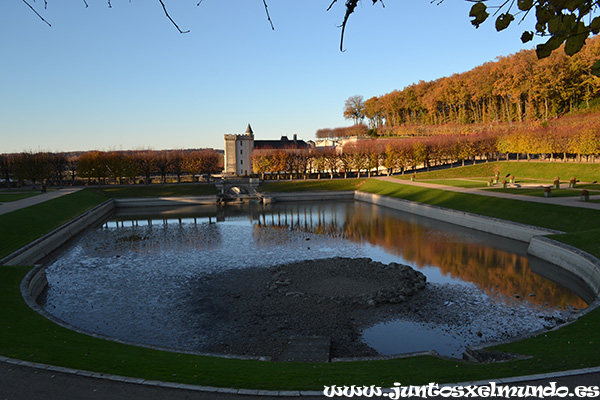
376,176,600,210
0,188,83,216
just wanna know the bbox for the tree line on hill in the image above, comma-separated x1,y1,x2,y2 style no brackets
0,149,222,188
342,36,600,132
253,117,600,179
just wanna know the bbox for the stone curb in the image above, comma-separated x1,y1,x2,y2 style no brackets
2,355,600,396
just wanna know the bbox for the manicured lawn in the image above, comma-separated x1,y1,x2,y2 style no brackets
259,179,365,192
396,161,600,182
356,179,600,234
418,179,488,188
577,184,600,190
551,229,600,262
487,188,600,197
0,192,39,202
100,184,218,198
0,189,108,260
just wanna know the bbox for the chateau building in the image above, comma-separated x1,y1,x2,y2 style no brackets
223,124,311,176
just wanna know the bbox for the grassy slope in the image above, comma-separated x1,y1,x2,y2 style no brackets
398,161,600,182
259,179,365,192
0,189,108,260
100,184,218,198
416,179,488,188
488,188,600,197
0,193,39,202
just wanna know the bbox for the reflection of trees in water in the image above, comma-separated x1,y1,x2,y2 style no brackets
98,218,222,254
252,206,587,309
252,207,345,246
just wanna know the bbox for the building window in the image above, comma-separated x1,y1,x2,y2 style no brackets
240,149,243,154
241,159,243,164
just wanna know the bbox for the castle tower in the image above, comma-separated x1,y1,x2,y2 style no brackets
223,124,255,176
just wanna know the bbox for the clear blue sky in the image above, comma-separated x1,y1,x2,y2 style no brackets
0,0,543,153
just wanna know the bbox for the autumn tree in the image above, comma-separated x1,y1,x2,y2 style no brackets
47,152,67,187
353,36,600,130
182,150,221,181
343,95,365,125
252,150,273,180
469,0,600,75
65,155,79,185
0,154,14,188
77,151,107,185
168,150,185,183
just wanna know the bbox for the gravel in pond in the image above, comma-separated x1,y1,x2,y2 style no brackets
181,257,572,360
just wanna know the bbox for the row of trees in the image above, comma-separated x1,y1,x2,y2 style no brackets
252,135,498,179
0,152,72,188
253,123,600,179
315,124,370,140
344,36,600,129
0,149,222,187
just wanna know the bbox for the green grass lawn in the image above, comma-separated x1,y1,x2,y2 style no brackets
417,179,489,188
2,174,600,389
487,188,600,197
100,184,218,198
259,178,365,192
0,192,40,202
396,161,600,182
0,189,108,260
357,179,600,234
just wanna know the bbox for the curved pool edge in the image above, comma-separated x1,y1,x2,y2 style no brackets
19,264,272,362
14,189,600,365
1,199,116,267
354,191,600,301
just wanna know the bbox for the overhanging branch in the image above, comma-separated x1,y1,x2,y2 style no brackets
158,0,190,33
22,0,51,27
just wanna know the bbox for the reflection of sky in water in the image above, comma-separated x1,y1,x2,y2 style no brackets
42,201,586,356
363,320,467,358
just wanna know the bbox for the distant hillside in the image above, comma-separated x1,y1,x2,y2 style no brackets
349,35,600,132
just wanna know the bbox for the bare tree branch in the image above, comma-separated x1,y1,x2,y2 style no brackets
263,0,274,30
158,0,190,34
22,0,51,27
339,0,359,52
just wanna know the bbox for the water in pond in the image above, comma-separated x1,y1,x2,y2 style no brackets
41,201,588,358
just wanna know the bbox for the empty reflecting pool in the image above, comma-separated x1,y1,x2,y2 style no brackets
41,201,588,359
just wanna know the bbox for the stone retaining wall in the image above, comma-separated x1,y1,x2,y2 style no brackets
354,191,600,299
528,236,600,297
354,191,560,242
114,196,218,208
1,199,116,267
262,191,355,203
